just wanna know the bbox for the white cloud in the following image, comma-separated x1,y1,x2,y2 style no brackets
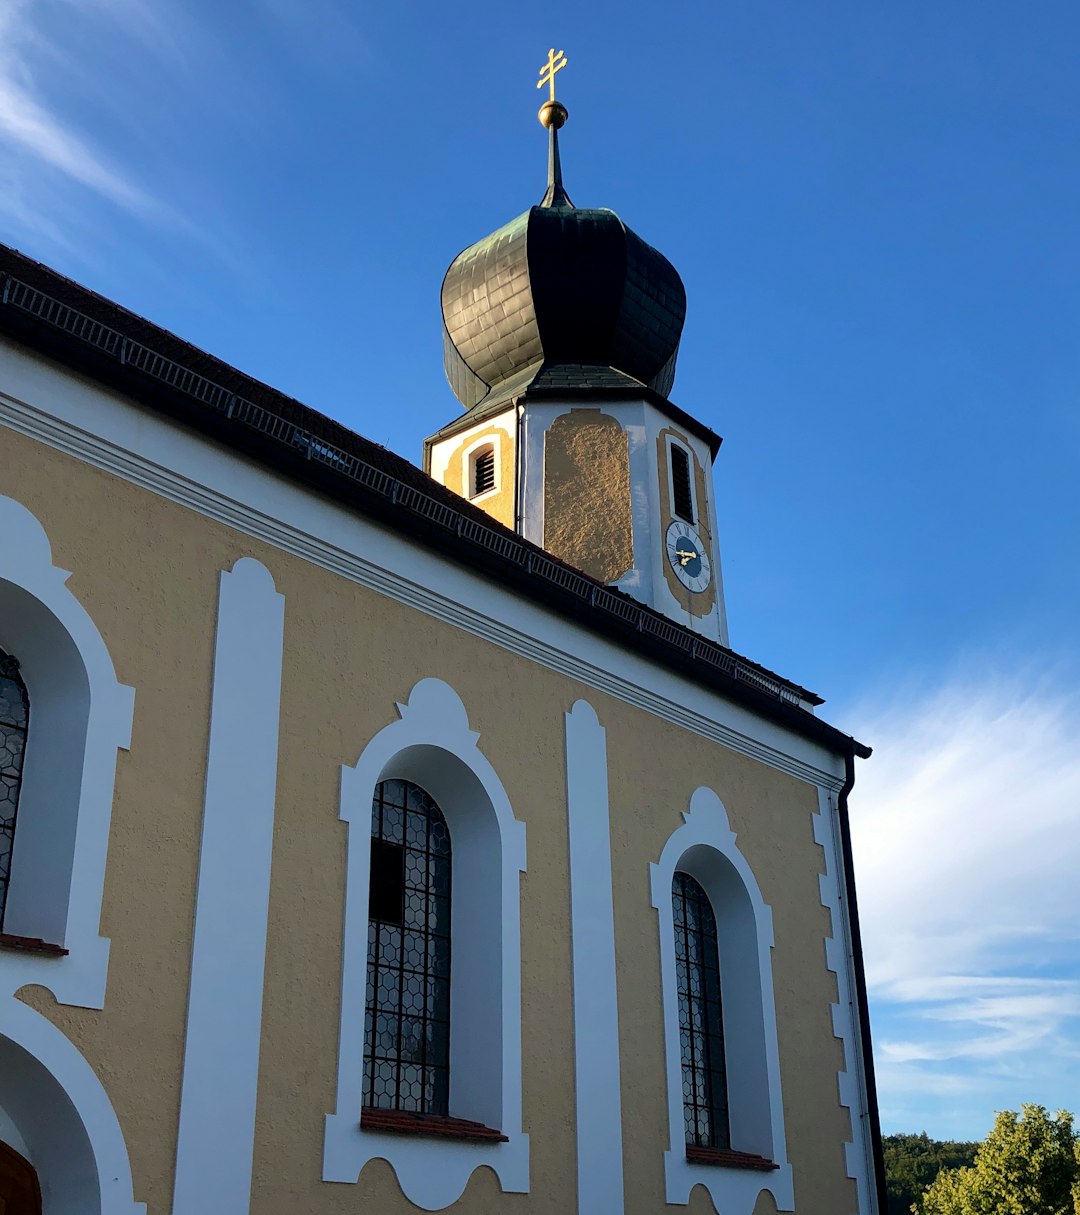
0,0,161,242
846,672,1080,1131
0,73,148,211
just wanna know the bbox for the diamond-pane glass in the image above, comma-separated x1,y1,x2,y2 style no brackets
363,779,451,1116
0,649,29,930
673,871,730,1150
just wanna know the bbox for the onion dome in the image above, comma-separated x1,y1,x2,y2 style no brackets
441,98,687,413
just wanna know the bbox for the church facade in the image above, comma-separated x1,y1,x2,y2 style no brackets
0,98,885,1215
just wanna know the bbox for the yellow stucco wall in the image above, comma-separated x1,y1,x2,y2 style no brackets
432,418,516,530
1,422,856,1214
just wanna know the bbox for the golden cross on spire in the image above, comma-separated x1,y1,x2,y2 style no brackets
537,48,568,101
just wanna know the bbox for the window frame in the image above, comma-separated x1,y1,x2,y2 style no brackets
0,649,30,933
364,778,453,1118
673,869,731,1151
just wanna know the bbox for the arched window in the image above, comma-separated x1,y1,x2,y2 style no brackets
326,679,528,1207
653,788,793,1209
673,870,729,1151
0,649,29,932
363,778,452,1116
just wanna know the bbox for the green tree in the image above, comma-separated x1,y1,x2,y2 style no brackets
915,1104,1080,1215
883,1131,978,1215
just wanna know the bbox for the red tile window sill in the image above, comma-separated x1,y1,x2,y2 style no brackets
686,1145,780,1171
361,1107,508,1144
0,932,68,957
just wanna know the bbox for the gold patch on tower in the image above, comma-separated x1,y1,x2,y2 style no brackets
544,409,633,585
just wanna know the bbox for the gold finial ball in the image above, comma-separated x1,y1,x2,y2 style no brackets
538,99,568,129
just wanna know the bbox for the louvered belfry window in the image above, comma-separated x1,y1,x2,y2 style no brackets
364,779,452,1116
0,649,29,930
673,871,731,1150
671,444,695,524
472,446,496,497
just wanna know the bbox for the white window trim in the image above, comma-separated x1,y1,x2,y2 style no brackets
323,677,529,1210
0,996,144,1215
664,434,699,526
650,786,794,1213
0,495,134,1010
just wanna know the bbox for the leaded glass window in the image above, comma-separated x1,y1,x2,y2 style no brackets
0,649,29,931
364,779,452,1116
674,870,730,1150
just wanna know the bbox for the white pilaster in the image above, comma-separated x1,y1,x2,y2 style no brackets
172,558,285,1215
564,700,624,1214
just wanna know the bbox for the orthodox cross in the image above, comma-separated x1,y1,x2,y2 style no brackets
537,48,568,101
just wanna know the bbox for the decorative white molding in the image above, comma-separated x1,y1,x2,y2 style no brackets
0,495,134,1009
0,997,144,1214
0,373,844,792
324,678,528,1209
172,559,285,1215
813,787,878,1214
650,787,794,1213
564,700,624,1214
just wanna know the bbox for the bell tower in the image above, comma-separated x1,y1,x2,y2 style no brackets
425,52,728,645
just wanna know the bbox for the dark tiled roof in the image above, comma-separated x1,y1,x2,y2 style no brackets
441,211,538,409
0,241,870,758
424,360,722,457
531,362,644,392
441,197,687,411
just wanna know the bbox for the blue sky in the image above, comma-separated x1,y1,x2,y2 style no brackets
2,0,1078,1143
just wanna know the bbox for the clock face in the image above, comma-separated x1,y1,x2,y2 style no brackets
665,520,712,593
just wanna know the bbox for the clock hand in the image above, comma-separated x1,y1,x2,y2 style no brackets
678,550,699,565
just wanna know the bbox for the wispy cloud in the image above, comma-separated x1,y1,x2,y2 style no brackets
0,0,165,245
847,672,1080,1135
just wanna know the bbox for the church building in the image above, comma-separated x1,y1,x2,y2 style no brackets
0,61,886,1215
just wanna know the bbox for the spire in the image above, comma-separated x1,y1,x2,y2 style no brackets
537,48,574,209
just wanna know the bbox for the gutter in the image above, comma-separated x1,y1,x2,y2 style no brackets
838,746,889,1214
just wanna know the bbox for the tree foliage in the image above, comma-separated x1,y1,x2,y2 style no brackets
883,1131,978,1215
914,1105,1080,1215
